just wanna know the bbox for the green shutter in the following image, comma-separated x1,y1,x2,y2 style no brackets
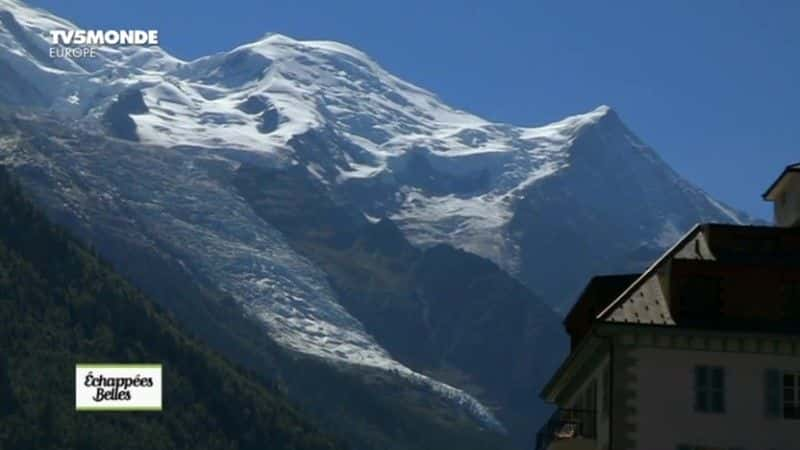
714,367,725,413
694,366,705,411
765,369,781,418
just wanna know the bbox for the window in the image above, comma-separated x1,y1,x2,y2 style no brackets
784,372,800,419
766,369,800,420
694,366,725,413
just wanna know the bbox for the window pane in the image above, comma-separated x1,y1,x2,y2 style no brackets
695,390,708,412
695,366,708,388
785,404,799,420
712,367,724,389
711,390,724,413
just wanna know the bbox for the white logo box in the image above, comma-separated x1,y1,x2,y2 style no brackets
75,364,162,411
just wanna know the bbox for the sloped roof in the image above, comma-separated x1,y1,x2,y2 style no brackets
597,223,800,325
602,274,675,325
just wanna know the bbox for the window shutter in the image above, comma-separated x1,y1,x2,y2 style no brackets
765,369,781,418
694,366,708,412
714,367,725,413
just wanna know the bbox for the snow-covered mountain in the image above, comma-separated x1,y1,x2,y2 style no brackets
0,0,750,439
0,0,750,312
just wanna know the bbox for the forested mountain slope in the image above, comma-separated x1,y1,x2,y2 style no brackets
0,167,348,449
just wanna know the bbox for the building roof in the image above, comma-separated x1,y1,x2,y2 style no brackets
596,223,800,327
596,224,702,322
763,163,800,201
564,274,639,347
565,274,640,320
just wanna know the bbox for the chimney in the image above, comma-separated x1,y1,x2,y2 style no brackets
763,164,800,227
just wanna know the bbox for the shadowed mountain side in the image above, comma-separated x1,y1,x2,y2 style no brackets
233,164,567,448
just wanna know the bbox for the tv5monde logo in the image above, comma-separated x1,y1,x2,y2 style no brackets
48,29,160,59
75,364,162,411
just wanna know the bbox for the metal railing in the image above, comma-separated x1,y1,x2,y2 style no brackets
535,408,597,450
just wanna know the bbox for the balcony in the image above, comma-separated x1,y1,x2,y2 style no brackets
535,409,597,450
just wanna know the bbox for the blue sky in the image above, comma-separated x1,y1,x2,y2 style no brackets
28,0,799,219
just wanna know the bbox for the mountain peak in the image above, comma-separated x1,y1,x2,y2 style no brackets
576,104,618,124
592,104,613,116
242,32,374,64
521,104,619,141
251,32,305,48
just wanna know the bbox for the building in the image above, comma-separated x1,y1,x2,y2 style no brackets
536,166,800,450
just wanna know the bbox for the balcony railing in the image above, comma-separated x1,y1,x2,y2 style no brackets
535,408,597,450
